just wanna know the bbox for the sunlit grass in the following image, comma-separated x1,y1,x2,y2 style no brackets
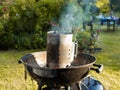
0,50,40,90
91,26,120,90
0,27,120,90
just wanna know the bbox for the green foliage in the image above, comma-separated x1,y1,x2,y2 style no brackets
76,28,100,53
96,0,110,13
110,0,120,12
0,0,65,50
76,31,91,51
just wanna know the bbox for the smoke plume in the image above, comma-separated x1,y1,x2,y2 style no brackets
51,0,97,34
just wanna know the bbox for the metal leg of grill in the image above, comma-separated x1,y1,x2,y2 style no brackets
65,86,71,90
38,85,42,90
38,81,44,90
76,82,81,90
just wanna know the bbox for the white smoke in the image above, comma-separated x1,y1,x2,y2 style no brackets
51,0,97,34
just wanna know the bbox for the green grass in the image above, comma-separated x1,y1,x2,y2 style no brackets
0,27,120,90
0,50,39,90
91,26,120,90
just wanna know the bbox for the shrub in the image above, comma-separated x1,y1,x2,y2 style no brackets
76,29,100,53
0,0,65,50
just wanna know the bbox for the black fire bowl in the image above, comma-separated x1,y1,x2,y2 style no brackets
19,51,96,87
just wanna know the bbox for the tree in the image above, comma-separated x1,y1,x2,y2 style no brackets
110,0,120,12
95,0,110,13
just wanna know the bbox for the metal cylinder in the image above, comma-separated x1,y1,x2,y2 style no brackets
59,33,74,68
47,31,75,68
47,31,59,68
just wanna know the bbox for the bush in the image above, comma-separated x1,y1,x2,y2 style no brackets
76,29,100,53
0,0,65,50
76,31,91,52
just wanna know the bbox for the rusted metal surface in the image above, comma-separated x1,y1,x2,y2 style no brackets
47,31,59,68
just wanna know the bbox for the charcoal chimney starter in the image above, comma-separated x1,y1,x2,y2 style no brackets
47,31,75,68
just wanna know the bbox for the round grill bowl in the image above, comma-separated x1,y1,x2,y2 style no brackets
20,51,96,86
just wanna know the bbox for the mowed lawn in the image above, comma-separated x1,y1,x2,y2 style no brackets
91,26,120,90
0,27,120,90
0,50,39,90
